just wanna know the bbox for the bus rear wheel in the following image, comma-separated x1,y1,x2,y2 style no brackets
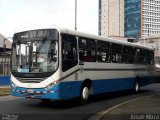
134,81,140,93
80,85,90,104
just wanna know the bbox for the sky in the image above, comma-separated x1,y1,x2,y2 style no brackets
0,0,98,39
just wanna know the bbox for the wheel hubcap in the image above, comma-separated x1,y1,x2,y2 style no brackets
82,87,89,100
135,82,139,92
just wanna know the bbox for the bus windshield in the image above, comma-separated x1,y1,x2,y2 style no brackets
11,30,58,74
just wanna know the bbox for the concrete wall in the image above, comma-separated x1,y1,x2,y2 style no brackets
100,0,124,37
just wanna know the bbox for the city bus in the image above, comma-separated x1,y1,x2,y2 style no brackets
10,28,155,104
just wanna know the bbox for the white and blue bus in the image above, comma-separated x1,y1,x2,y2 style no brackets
10,28,155,103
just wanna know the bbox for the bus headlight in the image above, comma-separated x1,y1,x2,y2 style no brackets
45,81,59,90
11,82,17,89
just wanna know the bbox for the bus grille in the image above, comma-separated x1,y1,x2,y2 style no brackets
17,78,45,83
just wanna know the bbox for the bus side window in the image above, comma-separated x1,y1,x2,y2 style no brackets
79,50,84,61
111,43,123,63
78,38,96,62
124,46,134,64
134,48,143,64
150,50,154,64
62,34,78,72
97,41,110,63
142,49,148,64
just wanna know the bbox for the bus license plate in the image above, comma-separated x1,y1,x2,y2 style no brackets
28,89,33,93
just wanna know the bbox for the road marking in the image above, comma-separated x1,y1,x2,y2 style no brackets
0,95,21,102
87,95,155,120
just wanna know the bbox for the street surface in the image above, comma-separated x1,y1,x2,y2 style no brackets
0,83,160,120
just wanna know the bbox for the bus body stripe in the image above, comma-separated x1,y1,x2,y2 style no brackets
83,68,151,71
11,76,155,100
59,67,154,82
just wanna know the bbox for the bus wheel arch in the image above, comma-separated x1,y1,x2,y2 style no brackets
80,79,93,104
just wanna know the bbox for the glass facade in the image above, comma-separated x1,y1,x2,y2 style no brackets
124,0,141,38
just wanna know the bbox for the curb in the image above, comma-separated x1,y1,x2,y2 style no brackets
87,95,154,120
0,94,11,97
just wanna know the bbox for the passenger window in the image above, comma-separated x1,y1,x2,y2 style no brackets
97,41,111,62
144,50,154,64
111,43,123,63
124,46,134,64
134,48,143,64
62,34,78,72
142,49,149,64
79,38,96,62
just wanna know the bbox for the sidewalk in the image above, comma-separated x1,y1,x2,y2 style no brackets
0,85,10,88
101,94,160,120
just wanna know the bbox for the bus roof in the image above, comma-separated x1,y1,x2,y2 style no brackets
59,28,154,51
13,28,154,51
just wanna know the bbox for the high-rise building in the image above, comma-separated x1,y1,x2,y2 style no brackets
141,0,160,37
124,0,141,38
99,0,124,37
99,0,160,38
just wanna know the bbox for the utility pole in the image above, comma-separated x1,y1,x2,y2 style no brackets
119,0,120,36
75,0,77,30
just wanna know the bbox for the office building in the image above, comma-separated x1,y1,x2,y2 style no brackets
99,0,160,38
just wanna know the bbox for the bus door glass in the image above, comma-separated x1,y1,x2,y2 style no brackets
62,34,78,72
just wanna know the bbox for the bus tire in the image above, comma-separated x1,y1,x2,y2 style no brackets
134,80,140,93
80,84,90,104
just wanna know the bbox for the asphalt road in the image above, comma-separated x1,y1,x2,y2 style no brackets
0,83,160,120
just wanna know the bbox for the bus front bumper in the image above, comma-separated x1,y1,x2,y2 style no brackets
11,85,61,100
